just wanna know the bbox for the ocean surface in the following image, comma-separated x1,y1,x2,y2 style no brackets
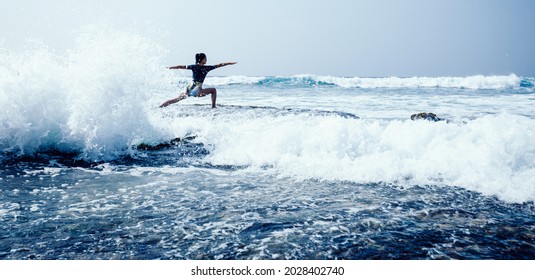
1,29,535,260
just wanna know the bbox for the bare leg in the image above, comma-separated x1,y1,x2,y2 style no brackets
160,93,187,108
197,88,217,108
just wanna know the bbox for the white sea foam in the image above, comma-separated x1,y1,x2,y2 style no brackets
0,25,173,161
179,112,535,203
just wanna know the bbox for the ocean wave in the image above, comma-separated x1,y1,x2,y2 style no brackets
195,112,535,203
200,74,531,90
0,26,172,162
3,89,535,203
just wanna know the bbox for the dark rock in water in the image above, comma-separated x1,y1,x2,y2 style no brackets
410,112,443,122
135,136,197,151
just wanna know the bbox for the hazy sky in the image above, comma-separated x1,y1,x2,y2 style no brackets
2,0,534,76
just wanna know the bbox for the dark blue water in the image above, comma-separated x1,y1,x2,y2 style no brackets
1,149,534,260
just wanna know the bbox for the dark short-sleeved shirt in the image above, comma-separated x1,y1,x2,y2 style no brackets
187,64,217,83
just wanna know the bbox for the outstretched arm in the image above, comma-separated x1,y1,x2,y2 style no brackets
215,62,237,68
167,65,188,70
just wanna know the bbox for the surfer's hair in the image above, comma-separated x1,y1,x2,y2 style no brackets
195,53,206,64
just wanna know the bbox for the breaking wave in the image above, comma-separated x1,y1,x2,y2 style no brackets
201,74,531,90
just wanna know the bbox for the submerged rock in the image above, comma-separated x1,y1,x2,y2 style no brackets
135,135,197,151
410,112,443,122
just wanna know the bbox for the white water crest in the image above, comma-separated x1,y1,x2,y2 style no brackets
196,74,529,89
166,110,535,203
0,25,174,160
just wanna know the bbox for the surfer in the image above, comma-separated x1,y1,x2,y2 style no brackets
160,53,237,108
